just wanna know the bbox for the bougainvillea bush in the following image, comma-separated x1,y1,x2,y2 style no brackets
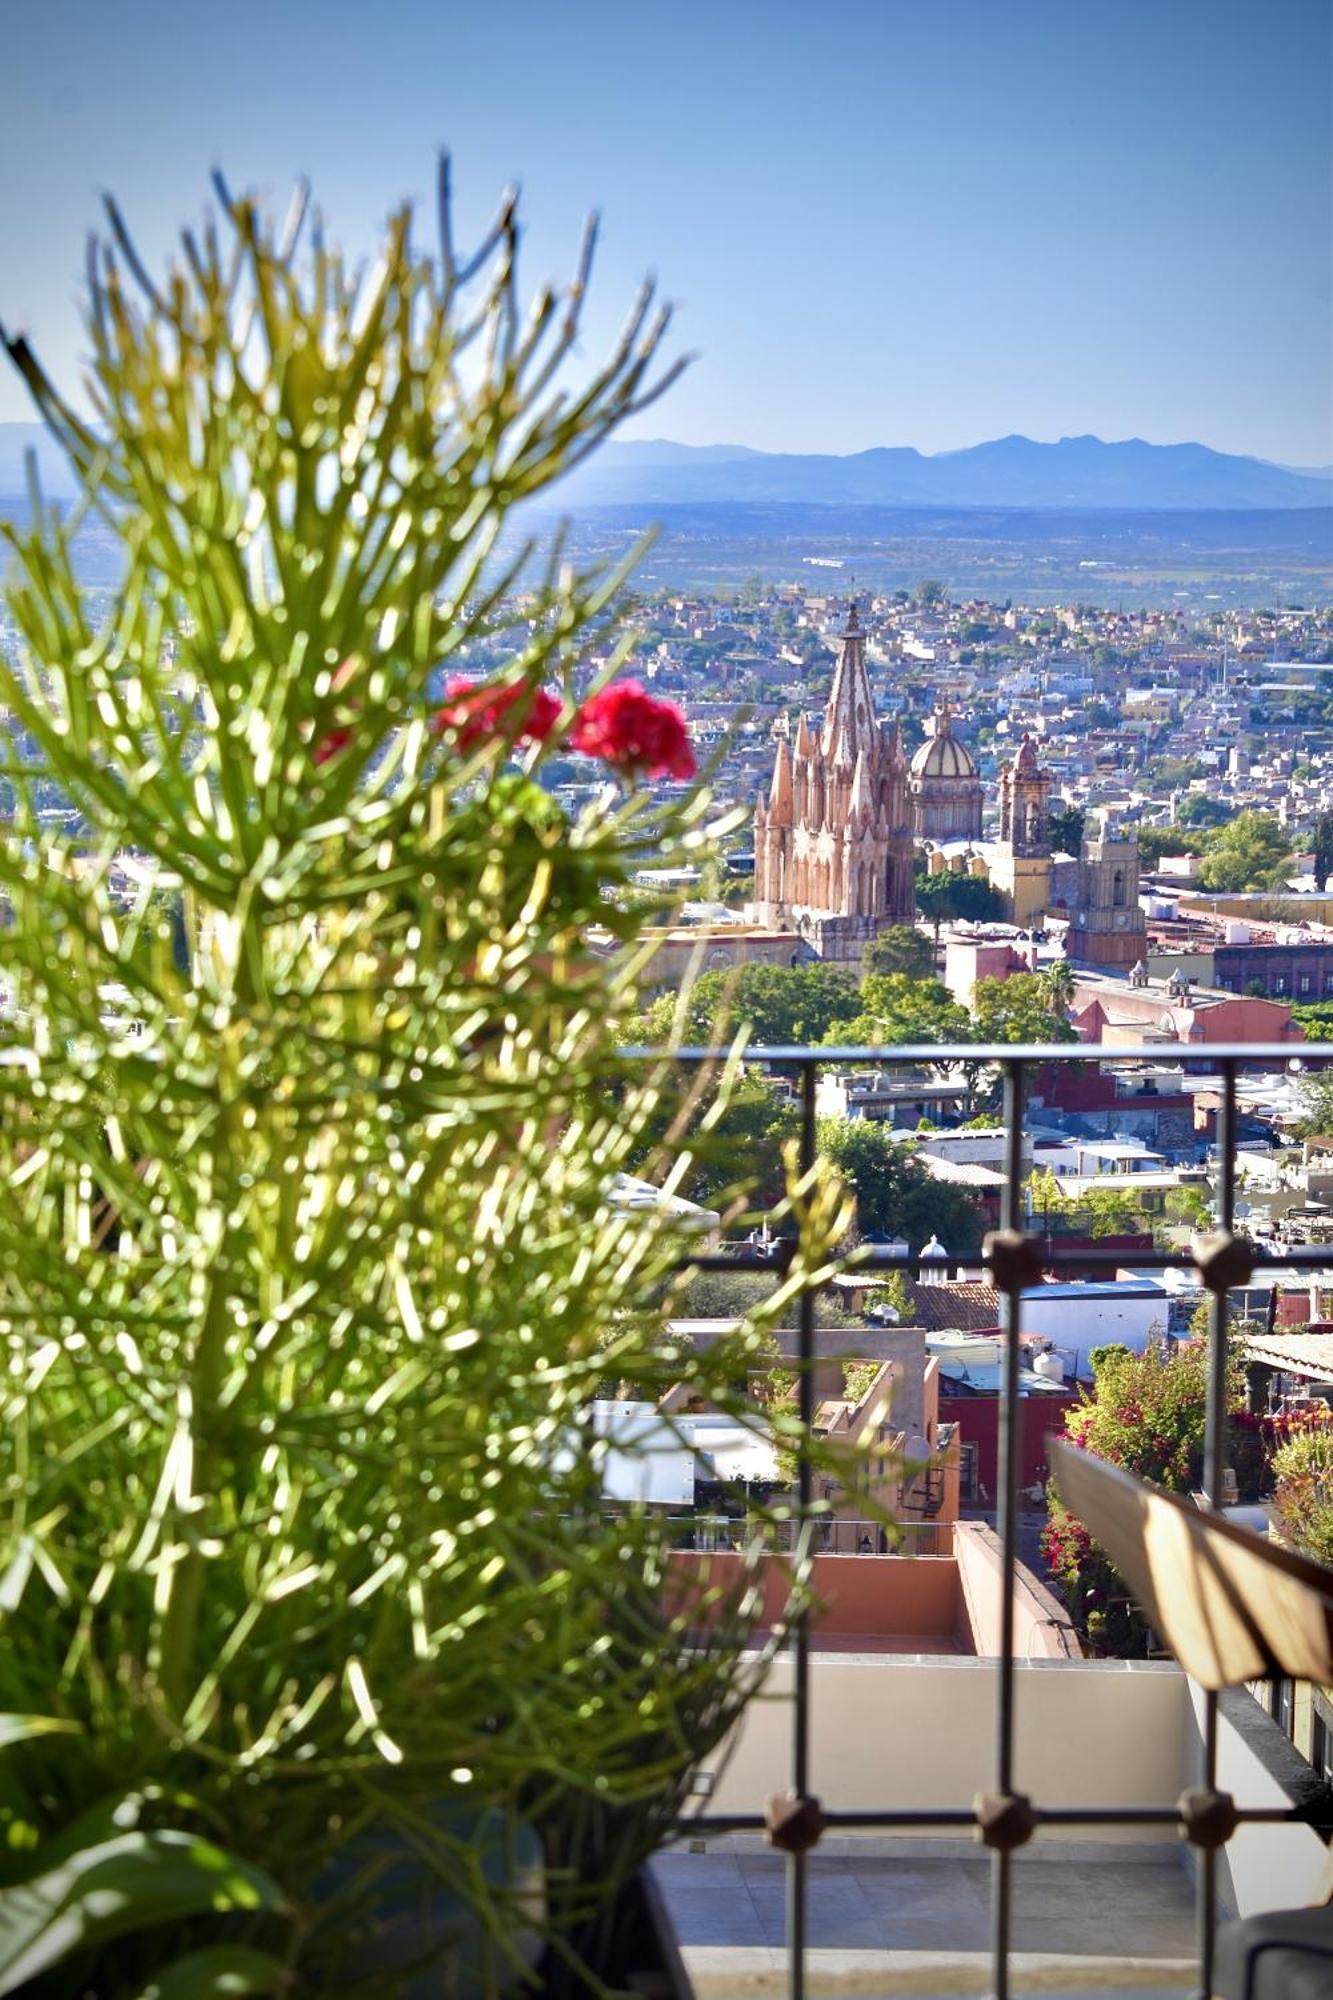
1269,1404,1333,1566
0,173,855,1994
1042,1333,1247,1654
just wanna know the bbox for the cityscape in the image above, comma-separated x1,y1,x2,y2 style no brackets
0,2,1330,1998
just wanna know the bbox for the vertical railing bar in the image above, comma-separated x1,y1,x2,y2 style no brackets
1205,1061,1237,1502
1196,1056,1237,2000
990,1057,1026,2000
786,1055,818,2000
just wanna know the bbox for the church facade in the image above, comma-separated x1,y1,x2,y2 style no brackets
752,601,1135,965
752,604,916,961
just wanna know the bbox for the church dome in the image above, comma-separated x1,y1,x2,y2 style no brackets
910,718,978,781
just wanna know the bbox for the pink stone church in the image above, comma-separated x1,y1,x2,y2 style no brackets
750,601,1144,970
752,604,917,959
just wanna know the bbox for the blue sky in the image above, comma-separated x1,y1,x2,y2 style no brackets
1,0,1329,462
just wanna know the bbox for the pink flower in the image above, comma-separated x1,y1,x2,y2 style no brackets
434,677,561,749
570,680,695,781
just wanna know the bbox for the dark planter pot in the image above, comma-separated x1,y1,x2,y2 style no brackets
536,1867,694,1999
309,1806,694,2000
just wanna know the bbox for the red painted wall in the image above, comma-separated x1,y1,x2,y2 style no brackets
940,1390,1079,1503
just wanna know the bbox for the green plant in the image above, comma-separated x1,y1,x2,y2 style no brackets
972,973,1078,1047
1084,1185,1151,1238
0,170,853,1992
0,1715,290,1997
1198,810,1293,892
878,1270,914,1323
1026,1167,1075,1231
825,972,972,1050
915,869,1005,928
841,1360,880,1403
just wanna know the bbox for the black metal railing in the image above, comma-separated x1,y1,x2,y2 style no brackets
640,1039,1333,2000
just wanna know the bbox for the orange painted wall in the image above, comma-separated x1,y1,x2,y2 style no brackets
953,1520,1080,1659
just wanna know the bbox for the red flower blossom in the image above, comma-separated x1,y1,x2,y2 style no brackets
434,677,561,750
570,680,695,781
313,659,361,767
313,728,353,767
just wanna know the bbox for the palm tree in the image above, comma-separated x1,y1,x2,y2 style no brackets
1042,960,1077,1018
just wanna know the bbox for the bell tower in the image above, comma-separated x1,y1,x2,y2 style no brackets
1067,815,1149,969
993,734,1053,926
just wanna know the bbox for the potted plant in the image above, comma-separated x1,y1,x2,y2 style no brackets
0,167,850,1993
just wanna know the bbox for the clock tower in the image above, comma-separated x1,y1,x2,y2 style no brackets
1066,818,1148,969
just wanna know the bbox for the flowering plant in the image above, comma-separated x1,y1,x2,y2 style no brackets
1042,1335,1248,1654
0,171,842,1995
571,677,697,780
1269,1404,1333,1566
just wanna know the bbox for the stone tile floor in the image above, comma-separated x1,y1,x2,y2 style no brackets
653,1844,1199,1996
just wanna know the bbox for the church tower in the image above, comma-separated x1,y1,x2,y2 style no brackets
752,603,915,961
991,734,1053,926
1066,814,1149,969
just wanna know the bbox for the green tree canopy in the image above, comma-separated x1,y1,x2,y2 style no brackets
1041,962,1077,1015
1067,1337,1243,1492
1136,824,1203,868
971,973,1078,1045
1047,804,1085,856
830,972,972,1050
645,961,861,1047
861,925,935,981
1043,1336,1247,1654
1177,793,1231,830
667,1267,861,1330
1269,1412,1333,1566
1083,1185,1152,1238
817,1117,984,1253
622,1070,801,1209
1027,1166,1076,1228
1314,811,1333,888
1292,1003,1333,1043
915,871,1006,927
1294,1067,1333,1136
1198,811,1293,893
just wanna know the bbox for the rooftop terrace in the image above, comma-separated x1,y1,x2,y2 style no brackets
657,1040,1333,2000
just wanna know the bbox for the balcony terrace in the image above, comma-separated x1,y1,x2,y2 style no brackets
649,1040,1333,2000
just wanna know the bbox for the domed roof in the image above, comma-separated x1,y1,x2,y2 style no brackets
910,708,978,781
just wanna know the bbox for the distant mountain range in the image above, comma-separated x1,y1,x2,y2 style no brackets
2,421,1329,512
557,434,1333,511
